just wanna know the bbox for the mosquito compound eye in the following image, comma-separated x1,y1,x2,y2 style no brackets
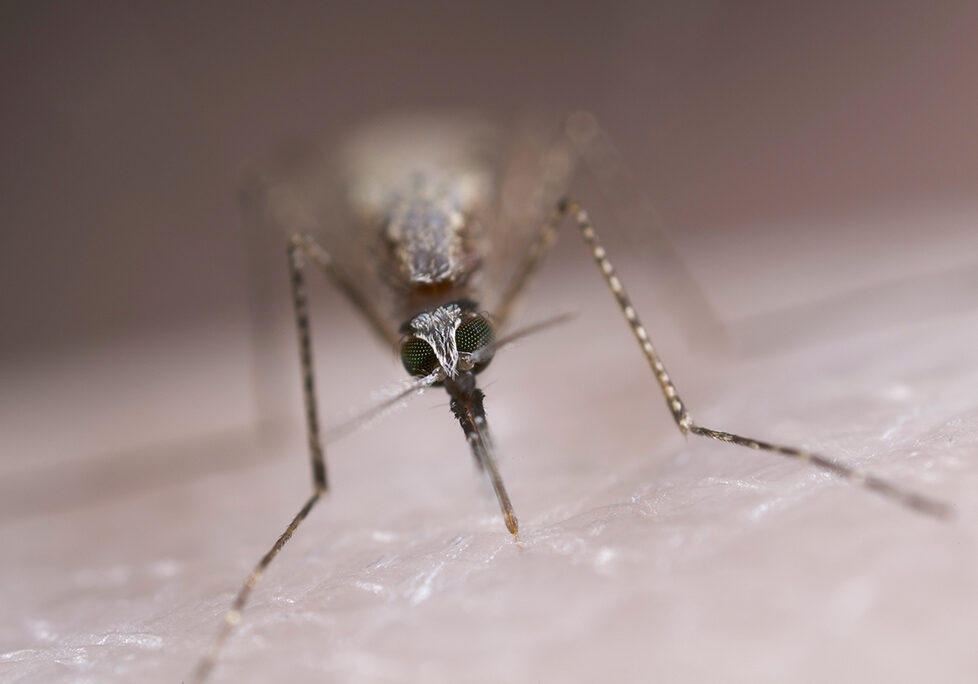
400,337,439,376
456,316,495,353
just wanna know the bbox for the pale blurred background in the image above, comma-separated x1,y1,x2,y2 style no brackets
2,2,978,683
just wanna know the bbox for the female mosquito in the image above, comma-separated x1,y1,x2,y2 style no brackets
191,111,953,682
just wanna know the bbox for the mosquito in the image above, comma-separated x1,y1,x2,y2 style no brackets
191,111,953,682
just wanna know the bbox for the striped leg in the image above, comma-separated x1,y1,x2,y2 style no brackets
547,199,952,520
190,492,321,684
287,233,330,491
190,234,336,683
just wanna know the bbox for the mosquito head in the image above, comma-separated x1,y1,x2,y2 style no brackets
399,300,496,380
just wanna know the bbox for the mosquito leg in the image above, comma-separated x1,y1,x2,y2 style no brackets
190,491,322,684
190,235,336,682
291,232,399,346
554,198,953,520
288,233,331,490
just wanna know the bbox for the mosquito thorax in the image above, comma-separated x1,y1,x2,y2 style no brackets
399,301,495,379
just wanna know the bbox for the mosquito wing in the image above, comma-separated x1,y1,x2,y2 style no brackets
481,112,727,356
238,134,400,332
477,113,579,320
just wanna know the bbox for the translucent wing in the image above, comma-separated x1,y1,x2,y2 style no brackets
479,112,579,319
239,136,395,335
481,112,727,356
563,112,729,356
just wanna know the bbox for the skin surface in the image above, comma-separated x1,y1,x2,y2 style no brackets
2,233,976,683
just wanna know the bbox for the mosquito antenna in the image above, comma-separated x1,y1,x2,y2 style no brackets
325,370,441,443
471,312,575,366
